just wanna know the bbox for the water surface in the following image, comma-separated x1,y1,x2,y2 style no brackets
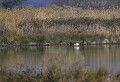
0,45,120,74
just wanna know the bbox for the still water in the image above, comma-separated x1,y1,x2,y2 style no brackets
0,45,120,74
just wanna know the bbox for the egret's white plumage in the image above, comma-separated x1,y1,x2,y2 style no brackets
74,43,79,46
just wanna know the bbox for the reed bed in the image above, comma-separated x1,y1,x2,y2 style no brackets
0,65,120,82
36,6,120,20
0,6,120,44
0,7,120,21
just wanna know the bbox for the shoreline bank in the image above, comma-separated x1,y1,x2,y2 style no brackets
0,41,120,47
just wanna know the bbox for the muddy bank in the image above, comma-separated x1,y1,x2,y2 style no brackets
0,38,120,47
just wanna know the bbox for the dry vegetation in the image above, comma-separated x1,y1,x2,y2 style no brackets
0,6,120,45
0,6,120,82
1,66,120,82
36,7,120,20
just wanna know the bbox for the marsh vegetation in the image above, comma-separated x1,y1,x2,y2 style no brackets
1,65,120,82
0,6,120,45
0,1,120,82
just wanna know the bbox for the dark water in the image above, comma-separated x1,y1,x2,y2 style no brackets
0,45,120,74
